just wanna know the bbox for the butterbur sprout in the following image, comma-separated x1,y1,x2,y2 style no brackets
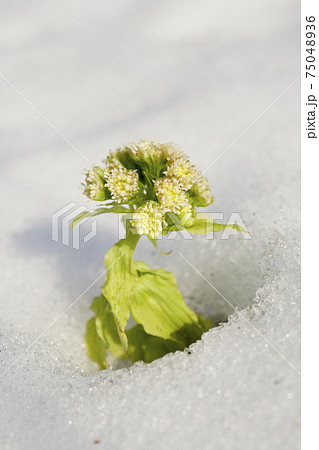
73,140,246,369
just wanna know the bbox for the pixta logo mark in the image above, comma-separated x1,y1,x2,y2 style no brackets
52,202,97,249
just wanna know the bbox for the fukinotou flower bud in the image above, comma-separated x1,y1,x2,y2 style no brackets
81,140,213,222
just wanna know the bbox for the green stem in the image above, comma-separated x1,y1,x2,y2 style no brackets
125,227,140,255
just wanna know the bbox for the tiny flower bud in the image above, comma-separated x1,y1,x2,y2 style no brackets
189,176,214,207
83,166,109,201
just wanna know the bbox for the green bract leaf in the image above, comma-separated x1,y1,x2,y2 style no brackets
182,212,217,234
127,144,168,181
90,295,126,359
126,324,182,363
131,261,199,344
102,230,140,352
164,212,248,236
71,205,130,230
197,314,213,332
115,147,138,171
149,238,172,255
84,317,109,370
209,221,247,234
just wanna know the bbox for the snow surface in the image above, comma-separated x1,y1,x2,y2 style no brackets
0,1,300,449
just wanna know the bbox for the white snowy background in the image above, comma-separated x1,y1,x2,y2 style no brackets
0,1,300,449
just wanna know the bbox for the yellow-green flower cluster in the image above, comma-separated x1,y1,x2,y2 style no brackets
82,140,213,238
105,162,139,204
131,201,167,239
153,177,188,213
165,158,200,190
164,153,213,207
83,160,139,204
